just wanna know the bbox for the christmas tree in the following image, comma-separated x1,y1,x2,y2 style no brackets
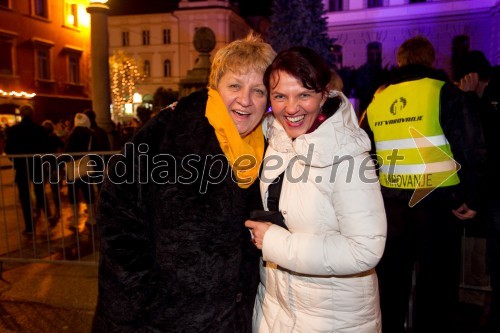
268,0,334,66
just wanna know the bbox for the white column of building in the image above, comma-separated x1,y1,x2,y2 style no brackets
87,2,114,135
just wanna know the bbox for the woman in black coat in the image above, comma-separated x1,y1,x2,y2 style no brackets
92,33,276,332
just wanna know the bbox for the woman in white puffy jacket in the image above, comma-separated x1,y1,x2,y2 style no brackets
245,47,387,333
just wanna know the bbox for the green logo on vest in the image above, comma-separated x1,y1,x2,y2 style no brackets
390,97,407,115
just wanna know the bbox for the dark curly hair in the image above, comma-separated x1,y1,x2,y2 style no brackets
264,47,341,119
264,46,331,94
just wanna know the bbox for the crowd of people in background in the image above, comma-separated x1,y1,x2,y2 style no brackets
1,113,148,157
1,107,124,235
0,102,160,238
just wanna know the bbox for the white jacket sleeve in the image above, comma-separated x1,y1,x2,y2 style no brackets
262,157,387,276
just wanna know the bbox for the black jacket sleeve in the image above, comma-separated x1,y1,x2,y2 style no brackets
440,82,487,211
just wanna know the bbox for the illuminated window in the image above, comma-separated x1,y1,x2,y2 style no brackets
124,103,133,115
133,93,142,103
329,0,343,11
36,48,51,80
163,29,171,44
122,31,129,46
144,60,151,78
33,0,48,18
65,2,79,27
0,35,14,75
164,60,171,77
142,30,150,45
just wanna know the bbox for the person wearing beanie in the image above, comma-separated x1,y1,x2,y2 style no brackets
74,113,91,128
64,112,95,232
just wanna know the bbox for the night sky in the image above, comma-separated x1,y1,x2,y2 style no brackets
107,0,272,17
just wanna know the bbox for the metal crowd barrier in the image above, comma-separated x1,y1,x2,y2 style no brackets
0,152,118,273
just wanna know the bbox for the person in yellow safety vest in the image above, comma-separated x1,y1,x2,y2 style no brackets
368,76,461,197
363,36,487,333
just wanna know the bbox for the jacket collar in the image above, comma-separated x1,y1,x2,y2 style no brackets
389,64,450,85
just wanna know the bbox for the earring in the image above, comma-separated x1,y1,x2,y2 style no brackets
329,90,339,98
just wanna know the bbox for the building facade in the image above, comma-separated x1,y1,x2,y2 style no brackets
0,0,92,124
107,0,251,116
4,0,495,124
0,0,250,124
323,0,499,75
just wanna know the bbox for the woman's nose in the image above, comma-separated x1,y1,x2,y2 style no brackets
237,89,252,107
285,99,299,114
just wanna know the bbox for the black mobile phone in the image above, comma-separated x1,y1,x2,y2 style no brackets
249,210,288,230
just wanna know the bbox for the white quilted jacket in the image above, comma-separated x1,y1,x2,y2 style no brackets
253,92,387,333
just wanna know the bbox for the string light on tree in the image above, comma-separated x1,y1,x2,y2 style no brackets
109,50,145,122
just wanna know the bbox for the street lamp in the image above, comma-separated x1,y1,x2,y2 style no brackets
87,0,114,136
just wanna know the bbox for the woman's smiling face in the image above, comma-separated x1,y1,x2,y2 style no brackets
269,70,326,139
217,69,268,138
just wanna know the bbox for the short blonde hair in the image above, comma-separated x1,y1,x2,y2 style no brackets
329,70,344,92
208,31,276,89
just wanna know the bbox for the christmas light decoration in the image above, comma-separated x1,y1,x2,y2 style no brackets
0,89,36,98
109,50,144,121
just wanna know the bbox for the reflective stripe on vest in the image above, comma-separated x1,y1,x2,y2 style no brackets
367,78,460,189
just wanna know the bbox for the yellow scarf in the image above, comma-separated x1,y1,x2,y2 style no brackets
205,88,264,188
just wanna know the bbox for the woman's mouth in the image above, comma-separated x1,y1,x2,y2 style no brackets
233,110,250,117
286,115,305,125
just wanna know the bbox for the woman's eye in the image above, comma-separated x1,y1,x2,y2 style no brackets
229,84,240,89
254,89,266,96
272,94,283,100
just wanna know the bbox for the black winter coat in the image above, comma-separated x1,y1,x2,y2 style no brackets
65,126,93,157
5,116,48,182
92,89,262,332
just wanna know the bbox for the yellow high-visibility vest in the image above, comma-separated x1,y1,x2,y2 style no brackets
367,77,460,189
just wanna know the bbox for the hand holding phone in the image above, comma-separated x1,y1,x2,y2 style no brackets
249,210,288,230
